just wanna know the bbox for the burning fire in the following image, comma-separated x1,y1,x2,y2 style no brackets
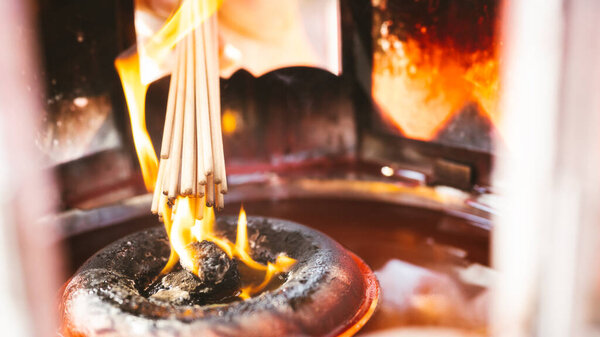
164,202,296,298
373,37,500,141
115,52,158,191
116,0,295,299
372,0,501,143
164,199,296,298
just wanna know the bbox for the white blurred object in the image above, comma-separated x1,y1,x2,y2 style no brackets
375,260,488,329
493,0,600,336
133,0,341,85
0,0,63,336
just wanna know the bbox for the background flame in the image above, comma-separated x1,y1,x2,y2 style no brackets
373,38,500,140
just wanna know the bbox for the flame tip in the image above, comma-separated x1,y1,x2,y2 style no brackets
120,0,292,298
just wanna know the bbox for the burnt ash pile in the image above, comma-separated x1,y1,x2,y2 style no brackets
61,216,379,337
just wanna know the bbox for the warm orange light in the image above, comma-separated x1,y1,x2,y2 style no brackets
169,197,198,273
465,55,500,127
143,0,224,67
236,206,248,251
373,38,500,140
116,0,224,192
160,200,296,298
115,52,158,191
221,109,238,135
239,255,297,300
235,206,268,270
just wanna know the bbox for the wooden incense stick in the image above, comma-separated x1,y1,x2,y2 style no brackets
216,183,224,211
162,43,180,197
196,196,205,221
193,0,208,188
205,174,215,207
166,37,187,200
203,10,227,194
160,46,179,159
196,3,214,177
152,0,227,219
151,159,167,214
180,28,197,196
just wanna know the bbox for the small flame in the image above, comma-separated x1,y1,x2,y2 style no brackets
167,197,197,273
221,109,238,135
234,206,267,270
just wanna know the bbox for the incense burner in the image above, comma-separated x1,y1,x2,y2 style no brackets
61,216,379,337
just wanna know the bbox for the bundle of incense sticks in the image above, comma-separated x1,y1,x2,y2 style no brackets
151,0,226,220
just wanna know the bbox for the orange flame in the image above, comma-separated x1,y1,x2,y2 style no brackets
143,0,224,66
373,37,500,140
142,0,223,63
115,52,158,191
162,201,297,298
115,0,223,191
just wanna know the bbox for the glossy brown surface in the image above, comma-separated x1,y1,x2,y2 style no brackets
223,198,489,269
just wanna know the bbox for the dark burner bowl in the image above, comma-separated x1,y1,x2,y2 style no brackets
61,216,379,337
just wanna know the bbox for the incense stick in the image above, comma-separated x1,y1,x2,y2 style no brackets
206,174,215,207
151,159,167,214
197,0,214,177
160,45,179,159
152,0,227,219
167,35,187,200
181,28,197,196
204,13,224,186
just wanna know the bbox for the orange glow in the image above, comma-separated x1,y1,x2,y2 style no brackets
143,0,223,67
335,252,380,337
115,52,158,191
160,201,296,298
168,197,197,273
159,205,178,275
234,206,268,270
221,109,238,135
116,0,223,192
373,38,500,140
239,255,297,300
